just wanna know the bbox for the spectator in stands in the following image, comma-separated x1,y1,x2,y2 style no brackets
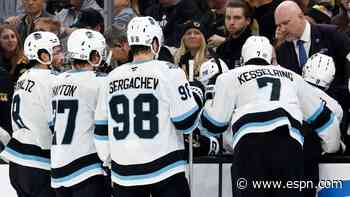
115,0,157,16
332,0,350,36
246,0,282,43
113,0,136,31
105,26,131,68
34,17,61,35
55,0,103,27
0,66,13,137
7,0,52,45
136,0,158,15
308,0,335,24
216,1,253,69
71,8,105,33
144,0,203,47
175,20,208,79
5,0,51,43
0,0,18,22
0,24,28,82
204,0,228,48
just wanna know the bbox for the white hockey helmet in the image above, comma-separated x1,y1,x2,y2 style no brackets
24,31,60,65
241,36,273,65
302,53,335,89
67,28,107,67
127,16,163,55
199,58,229,86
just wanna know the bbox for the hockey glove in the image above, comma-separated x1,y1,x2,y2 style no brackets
189,80,205,108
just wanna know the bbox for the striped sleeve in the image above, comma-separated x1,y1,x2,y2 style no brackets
169,68,200,134
297,77,341,153
94,77,110,162
200,73,233,136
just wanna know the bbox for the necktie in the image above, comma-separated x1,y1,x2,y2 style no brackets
296,40,307,67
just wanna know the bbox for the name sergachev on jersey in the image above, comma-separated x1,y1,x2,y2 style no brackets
52,84,78,97
238,68,293,84
109,76,159,93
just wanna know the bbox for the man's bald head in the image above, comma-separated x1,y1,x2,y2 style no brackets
275,1,303,18
274,1,306,42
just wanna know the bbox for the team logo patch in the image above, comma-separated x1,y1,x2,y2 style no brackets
148,17,155,25
193,22,201,28
167,63,178,69
131,66,138,71
33,33,42,40
85,31,94,39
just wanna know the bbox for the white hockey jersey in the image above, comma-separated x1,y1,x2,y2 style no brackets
201,65,341,153
310,86,343,122
50,70,105,188
95,60,199,186
1,68,56,170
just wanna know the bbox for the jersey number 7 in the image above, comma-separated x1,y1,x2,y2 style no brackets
51,100,78,145
257,77,281,101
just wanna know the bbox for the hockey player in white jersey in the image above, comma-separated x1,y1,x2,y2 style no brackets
0,31,60,197
198,58,238,153
94,16,200,197
200,36,341,197
302,53,344,196
50,29,110,197
302,53,343,121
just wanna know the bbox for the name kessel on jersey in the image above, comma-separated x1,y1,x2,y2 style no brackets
238,68,294,85
109,77,159,94
52,85,78,97
14,79,35,93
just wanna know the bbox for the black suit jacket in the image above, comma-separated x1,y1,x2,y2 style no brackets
276,24,350,85
277,24,350,118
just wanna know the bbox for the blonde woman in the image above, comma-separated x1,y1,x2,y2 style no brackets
175,20,208,79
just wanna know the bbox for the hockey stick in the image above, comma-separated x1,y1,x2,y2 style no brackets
218,135,223,197
188,60,194,195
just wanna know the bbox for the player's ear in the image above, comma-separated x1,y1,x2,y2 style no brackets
152,38,160,54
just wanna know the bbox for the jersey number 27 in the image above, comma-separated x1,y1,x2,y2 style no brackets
51,100,78,145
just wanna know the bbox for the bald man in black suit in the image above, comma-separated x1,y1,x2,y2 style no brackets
275,1,350,197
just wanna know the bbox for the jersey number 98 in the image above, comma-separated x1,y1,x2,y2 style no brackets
109,94,159,140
